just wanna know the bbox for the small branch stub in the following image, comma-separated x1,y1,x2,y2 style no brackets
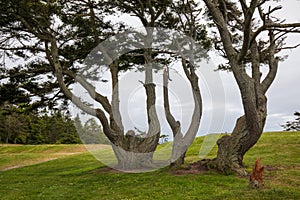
249,157,265,189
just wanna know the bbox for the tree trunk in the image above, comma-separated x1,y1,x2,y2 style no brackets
170,150,186,168
111,138,159,172
215,92,267,176
5,134,9,144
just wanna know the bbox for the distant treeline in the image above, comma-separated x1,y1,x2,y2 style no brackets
0,104,108,145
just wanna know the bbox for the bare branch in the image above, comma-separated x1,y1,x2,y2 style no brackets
163,67,181,136
45,39,97,117
253,23,300,40
280,44,300,50
266,5,282,17
257,0,268,7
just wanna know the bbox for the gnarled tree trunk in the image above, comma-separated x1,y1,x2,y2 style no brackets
215,79,267,175
216,114,266,175
112,142,158,171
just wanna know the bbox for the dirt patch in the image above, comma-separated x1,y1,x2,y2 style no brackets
0,144,23,146
90,166,123,174
1,157,59,171
170,160,214,175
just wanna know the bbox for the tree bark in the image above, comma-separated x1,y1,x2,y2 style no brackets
170,152,186,168
5,133,9,144
111,132,161,172
215,115,265,175
215,80,267,175
163,63,202,168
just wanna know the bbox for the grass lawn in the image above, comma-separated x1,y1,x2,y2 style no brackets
0,144,88,171
0,132,299,200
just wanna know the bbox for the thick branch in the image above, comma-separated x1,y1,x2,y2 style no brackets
182,66,202,146
203,0,247,83
163,67,181,136
62,70,112,114
252,23,300,44
110,60,124,133
250,41,261,84
203,1,237,62
262,30,279,93
239,0,248,13
45,39,103,120
237,0,259,63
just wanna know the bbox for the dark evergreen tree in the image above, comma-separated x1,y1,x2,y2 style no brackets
79,118,109,144
0,103,28,144
282,112,300,131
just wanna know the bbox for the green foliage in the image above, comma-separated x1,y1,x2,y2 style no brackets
0,104,81,144
78,118,109,144
0,82,30,106
282,112,300,131
0,103,29,144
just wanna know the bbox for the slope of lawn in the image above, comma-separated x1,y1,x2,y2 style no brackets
0,144,88,171
0,131,299,200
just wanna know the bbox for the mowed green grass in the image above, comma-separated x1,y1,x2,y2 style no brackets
0,132,299,200
0,145,87,171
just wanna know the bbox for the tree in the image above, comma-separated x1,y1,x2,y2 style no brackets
84,0,210,169
282,112,300,131
0,0,167,170
39,111,80,144
162,0,210,167
203,0,300,175
0,0,211,170
0,105,80,144
0,103,28,144
78,118,109,144
0,82,30,106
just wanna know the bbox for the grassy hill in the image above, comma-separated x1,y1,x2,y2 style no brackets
0,131,299,199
